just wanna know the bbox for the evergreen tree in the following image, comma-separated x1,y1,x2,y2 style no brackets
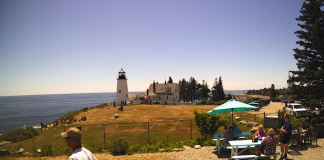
270,84,276,99
215,76,226,101
287,0,324,108
211,78,218,101
179,79,188,102
200,80,210,100
227,93,233,100
167,76,173,83
212,76,226,101
189,77,198,102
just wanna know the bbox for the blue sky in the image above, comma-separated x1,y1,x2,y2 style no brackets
0,0,305,96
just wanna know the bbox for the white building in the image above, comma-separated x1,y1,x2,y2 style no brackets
115,68,129,105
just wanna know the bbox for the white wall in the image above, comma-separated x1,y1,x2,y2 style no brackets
115,79,129,105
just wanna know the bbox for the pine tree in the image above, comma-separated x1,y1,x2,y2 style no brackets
167,76,173,83
227,93,233,100
270,84,276,99
287,0,324,108
179,79,188,102
212,76,226,101
200,80,210,100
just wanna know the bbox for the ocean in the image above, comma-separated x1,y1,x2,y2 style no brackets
0,90,246,134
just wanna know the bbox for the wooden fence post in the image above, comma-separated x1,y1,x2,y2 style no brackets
190,119,192,139
148,122,150,143
103,124,106,144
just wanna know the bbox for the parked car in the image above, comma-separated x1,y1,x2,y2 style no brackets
252,100,264,108
308,103,324,115
248,102,260,111
285,103,308,117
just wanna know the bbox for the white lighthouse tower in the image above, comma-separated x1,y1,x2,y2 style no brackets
115,68,129,105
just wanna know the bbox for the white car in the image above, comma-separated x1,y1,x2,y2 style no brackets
285,103,308,117
308,103,324,115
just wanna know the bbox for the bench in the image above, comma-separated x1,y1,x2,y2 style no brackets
232,152,282,159
226,145,255,149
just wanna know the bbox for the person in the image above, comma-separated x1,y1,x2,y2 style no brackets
61,127,97,160
261,128,279,159
41,121,44,131
232,121,242,133
255,125,267,138
223,126,234,146
278,113,292,160
300,120,309,143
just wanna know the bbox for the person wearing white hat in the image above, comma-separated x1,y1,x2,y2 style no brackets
232,121,242,133
61,127,97,160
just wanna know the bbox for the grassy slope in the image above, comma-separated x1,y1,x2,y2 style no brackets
0,104,264,152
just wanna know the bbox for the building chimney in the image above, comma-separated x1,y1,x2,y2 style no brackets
153,80,156,93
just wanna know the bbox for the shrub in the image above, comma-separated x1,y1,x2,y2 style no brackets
84,143,104,153
141,143,158,153
184,139,197,148
55,146,71,155
128,144,141,155
194,110,228,138
41,144,53,156
95,103,107,108
0,126,40,142
109,139,129,156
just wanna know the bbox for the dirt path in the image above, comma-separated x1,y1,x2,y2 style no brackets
248,101,284,117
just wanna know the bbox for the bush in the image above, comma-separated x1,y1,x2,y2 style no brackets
0,126,40,142
194,110,228,138
141,143,158,153
184,139,197,148
41,144,54,156
128,144,141,155
109,139,129,156
95,103,107,108
55,146,71,155
84,143,104,153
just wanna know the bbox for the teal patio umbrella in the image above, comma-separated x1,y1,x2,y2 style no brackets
207,99,258,123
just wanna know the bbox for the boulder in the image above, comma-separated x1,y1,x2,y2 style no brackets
0,149,11,156
22,152,31,156
194,145,201,149
173,148,184,152
18,148,24,154
250,126,259,133
247,122,259,128
239,121,247,125
158,149,165,152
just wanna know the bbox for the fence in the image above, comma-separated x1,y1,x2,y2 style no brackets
0,112,277,151
0,119,200,151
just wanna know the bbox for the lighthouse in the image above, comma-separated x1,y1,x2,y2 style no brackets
115,68,129,105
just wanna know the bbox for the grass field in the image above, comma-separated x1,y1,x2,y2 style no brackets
0,104,265,154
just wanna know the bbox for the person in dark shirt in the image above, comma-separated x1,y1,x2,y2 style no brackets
300,120,309,142
278,113,292,160
223,126,234,146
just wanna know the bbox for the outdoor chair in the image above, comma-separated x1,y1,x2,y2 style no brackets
304,127,319,147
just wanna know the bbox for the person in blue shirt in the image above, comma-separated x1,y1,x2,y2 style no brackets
232,121,242,133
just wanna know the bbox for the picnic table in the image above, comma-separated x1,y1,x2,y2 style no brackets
229,137,264,158
213,132,252,154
